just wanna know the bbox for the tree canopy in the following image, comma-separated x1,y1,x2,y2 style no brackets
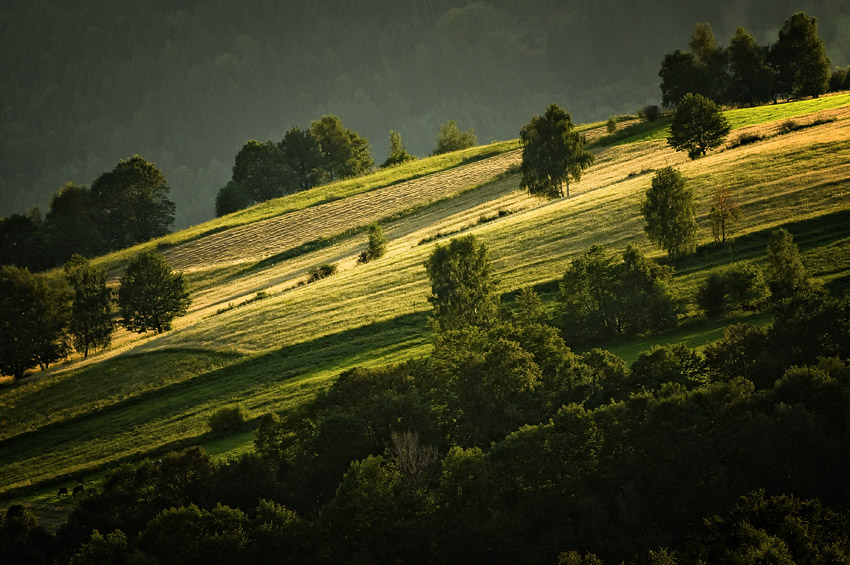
641,167,698,259
424,235,499,332
770,12,831,97
432,120,477,155
118,251,191,334
668,93,731,159
64,255,113,358
519,104,594,199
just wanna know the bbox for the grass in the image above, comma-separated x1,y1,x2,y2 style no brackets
3,98,850,505
89,140,520,275
593,92,850,146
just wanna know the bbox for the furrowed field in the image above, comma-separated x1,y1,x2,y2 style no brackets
3,93,850,517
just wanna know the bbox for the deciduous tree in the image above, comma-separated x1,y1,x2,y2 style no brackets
424,235,499,332
520,103,594,199
709,185,740,246
764,228,810,301
64,255,113,358
310,115,374,180
641,167,698,259
118,250,190,333
432,120,477,155
668,93,730,159
770,12,830,98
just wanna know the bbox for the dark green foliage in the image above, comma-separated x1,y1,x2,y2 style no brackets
520,103,594,198
424,235,499,331
668,93,730,159
0,210,51,271
279,126,323,191
214,181,252,217
641,167,698,258
357,222,387,263
704,323,771,386
764,228,810,301
770,12,831,98
727,27,775,106
139,504,248,565
0,504,55,565
231,140,289,203
558,245,677,345
65,255,113,358
605,117,617,134
69,529,128,565
0,265,70,378
830,66,850,92
697,264,769,317
659,49,708,107
629,343,706,391
45,183,105,263
306,263,337,282
91,155,175,250
381,130,416,168
117,251,190,334
432,120,477,155
310,115,374,180
769,289,850,368
208,407,245,435
694,491,850,564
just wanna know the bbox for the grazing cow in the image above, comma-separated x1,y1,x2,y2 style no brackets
58,486,68,497
72,484,84,497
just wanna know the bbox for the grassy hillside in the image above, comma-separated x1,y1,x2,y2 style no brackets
3,95,850,504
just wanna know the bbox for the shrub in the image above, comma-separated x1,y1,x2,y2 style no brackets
208,407,245,435
357,223,387,264
307,263,337,282
605,117,617,134
640,105,661,121
778,120,800,134
697,264,769,317
728,132,764,149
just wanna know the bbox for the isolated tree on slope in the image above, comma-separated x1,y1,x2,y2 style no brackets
424,235,499,332
520,103,594,199
641,167,698,259
433,120,477,155
118,250,190,334
65,254,113,358
358,222,388,264
381,130,416,168
765,228,810,301
668,93,730,159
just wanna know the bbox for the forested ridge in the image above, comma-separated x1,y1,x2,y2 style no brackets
2,0,849,227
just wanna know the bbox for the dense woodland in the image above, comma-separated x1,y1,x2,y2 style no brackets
2,0,849,229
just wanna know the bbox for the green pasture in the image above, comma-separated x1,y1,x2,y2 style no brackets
2,99,850,507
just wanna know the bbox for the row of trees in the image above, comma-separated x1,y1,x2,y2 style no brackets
215,116,476,217
0,251,189,379
0,156,175,272
11,233,849,562
660,12,839,107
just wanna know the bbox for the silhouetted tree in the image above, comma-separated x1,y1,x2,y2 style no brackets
659,50,708,107
770,12,830,98
668,93,730,158
641,167,698,259
231,140,289,203
214,181,253,217
279,126,323,190
0,209,50,271
45,183,105,263
727,27,775,105
65,255,113,358
520,103,594,198
91,156,176,250
118,251,190,333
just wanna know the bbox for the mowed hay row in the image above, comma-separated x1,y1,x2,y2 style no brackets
163,150,521,271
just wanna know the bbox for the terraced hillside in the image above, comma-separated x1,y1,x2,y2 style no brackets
2,94,850,503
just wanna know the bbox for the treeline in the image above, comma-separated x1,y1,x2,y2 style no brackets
3,1,848,228
0,156,174,272
660,11,848,108
214,115,470,217
0,251,189,379
5,234,849,563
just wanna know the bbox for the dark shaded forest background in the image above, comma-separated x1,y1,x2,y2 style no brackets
2,0,849,228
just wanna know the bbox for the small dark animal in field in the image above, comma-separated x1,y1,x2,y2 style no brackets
72,484,84,497
57,486,68,497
